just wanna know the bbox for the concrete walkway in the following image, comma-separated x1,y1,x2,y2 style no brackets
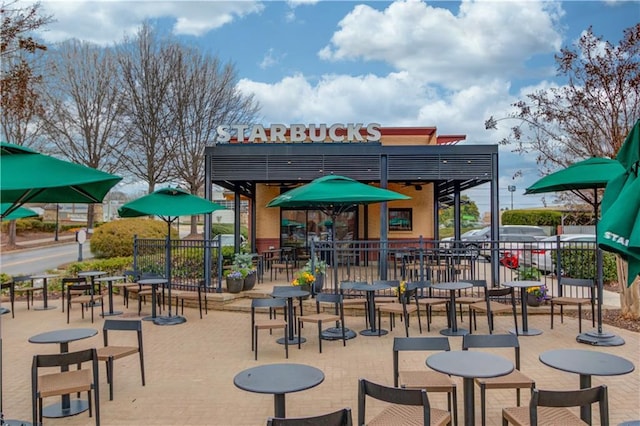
2,284,638,426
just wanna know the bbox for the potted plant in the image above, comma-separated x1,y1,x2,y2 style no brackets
304,256,327,294
291,270,315,299
224,269,245,294
525,284,548,307
232,253,257,291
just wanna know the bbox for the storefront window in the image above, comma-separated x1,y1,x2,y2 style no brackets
281,208,357,247
389,208,412,231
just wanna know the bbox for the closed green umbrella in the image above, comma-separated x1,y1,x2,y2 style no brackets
0,142,122,218
525,156,625,346
598,119,640,288
0,203,38,221
119,187,226,325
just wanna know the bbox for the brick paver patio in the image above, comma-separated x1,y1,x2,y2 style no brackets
2,283,638,425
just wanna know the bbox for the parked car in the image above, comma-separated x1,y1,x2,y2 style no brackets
214,234,246,247
523,234,596,274
478,233,539,263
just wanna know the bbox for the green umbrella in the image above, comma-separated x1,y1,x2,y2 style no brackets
267,175,410,340
267,175,410,210
119,187,226,325
525,156,625,346
598,119,640,288
0,142,122,218
0,203,38,221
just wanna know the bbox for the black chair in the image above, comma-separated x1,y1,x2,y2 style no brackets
455,279,487,321
67,282,103,323
267,407,353,425
377,286,422,337
414,280,449,332
502,385,609,426
61,277,88,313
251,298,288,360
96,319,145,400
393,337,458,425
297,293,346,353
462,334,535,426
1,281,15,317
340,281,368,328
550,277,596,333
358,378,450,426
12,275,36,310
468,286,518,334
173,280,208,319
32,348,100,426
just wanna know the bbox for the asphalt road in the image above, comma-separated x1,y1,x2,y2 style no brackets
0,242,93,276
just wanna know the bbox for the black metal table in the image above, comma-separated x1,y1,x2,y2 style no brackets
502,280,544,336
28,328,98,418
95,275,125,316
352,282,392,336
233,363,324,418
431,281,472,336
272,287,310,344
427,350,514,426
29,274,59,311
138,278,167,322
77,270,106,307
539,349,635,423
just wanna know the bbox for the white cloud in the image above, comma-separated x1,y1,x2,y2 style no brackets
36,0,264,45
259,48,279,69
319,0,563,89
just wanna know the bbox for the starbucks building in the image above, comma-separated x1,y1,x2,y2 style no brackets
204,123,499,254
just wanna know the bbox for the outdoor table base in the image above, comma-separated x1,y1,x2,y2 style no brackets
432,281,472,336
352,282,392,336
503,281,543,336
95,276,124,317
272,287,310,345
577,330,625,346
153,314,187,325
321,327,357,341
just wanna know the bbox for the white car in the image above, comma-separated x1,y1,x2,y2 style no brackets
525,234,595,273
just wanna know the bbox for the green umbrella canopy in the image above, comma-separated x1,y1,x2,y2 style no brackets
525,157,624,195
267,175,410,209
118,187,226,219
598,119,640,286
0,203,38,221
0,142,122,218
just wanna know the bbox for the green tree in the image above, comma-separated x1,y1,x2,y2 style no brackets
439,195,480,227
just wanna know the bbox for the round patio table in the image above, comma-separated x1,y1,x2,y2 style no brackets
28,328,98,418
352,282,392,336
95,275,125,316
427,350,514,426
502,280,544,336
234,363,324,418
272,287,310,344
29,273,59,310
431,281,472,336
138,278,167,321
539,349,635,423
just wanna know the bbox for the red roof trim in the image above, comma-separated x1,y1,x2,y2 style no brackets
437,135,466,145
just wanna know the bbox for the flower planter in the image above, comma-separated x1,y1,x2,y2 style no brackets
226,277,244,294
313,274,324,294
243,273,257,291
297,284,312,299
527,294,541,307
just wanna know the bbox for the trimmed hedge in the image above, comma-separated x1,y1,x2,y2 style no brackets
502,210,563,227
90,218,178,258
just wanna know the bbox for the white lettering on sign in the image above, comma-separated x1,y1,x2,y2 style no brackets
603,231,629,247
215,123,382,143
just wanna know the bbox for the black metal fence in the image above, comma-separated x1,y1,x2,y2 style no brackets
132,235,600,300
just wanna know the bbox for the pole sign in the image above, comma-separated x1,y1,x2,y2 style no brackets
216,123,382,144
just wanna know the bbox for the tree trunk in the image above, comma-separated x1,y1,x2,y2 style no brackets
8,220,17,246
616,255,640,320
87,204,95,229
190,215,198,236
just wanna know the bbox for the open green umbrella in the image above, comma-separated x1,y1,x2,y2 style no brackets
0,203,38,221
598,119,640,288
0,142,122,218
119,187,226,325
525,156,625,346
268,175,410,340
267,175,410,210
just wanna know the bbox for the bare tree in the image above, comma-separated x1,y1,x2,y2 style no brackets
117,22,179,193
486,23,640,317
1,0,51,245
168,45,259,234
38,39,128,228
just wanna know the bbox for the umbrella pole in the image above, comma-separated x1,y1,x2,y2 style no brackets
153,217,186,326
576,191,624,346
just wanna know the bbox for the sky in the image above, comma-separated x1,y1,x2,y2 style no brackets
32,0,639,215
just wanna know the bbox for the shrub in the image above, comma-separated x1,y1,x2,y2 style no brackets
558,244,617,282
65,257,133,276
90,218,177,258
